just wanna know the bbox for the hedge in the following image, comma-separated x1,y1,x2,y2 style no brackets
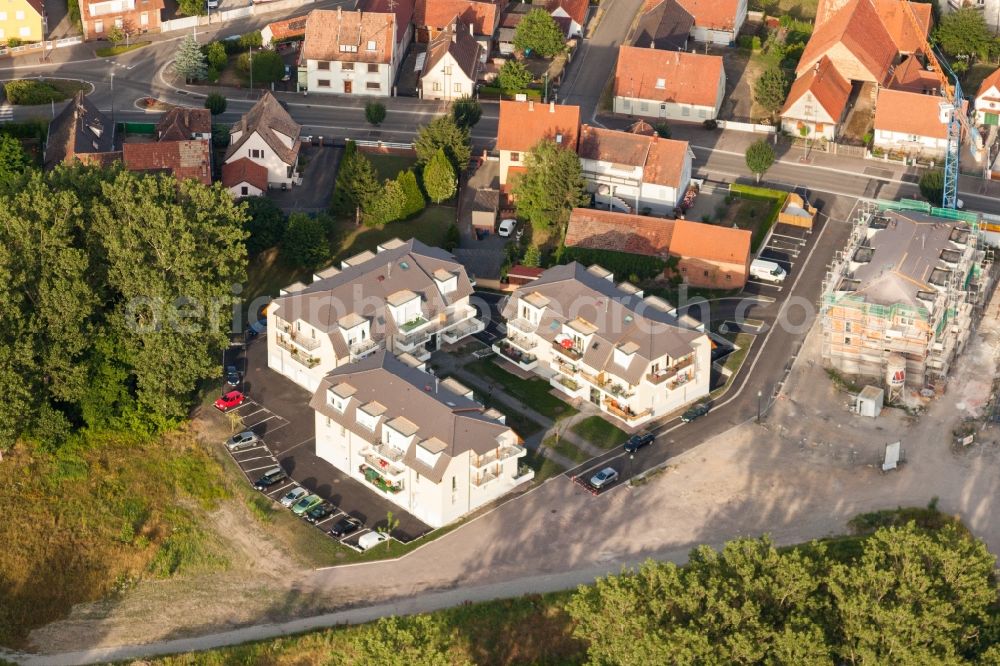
557,246,667,282
478,85,543,101
4,80,68,105
729,184,788,253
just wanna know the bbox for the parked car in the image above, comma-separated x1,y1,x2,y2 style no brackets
681,402,710,423
330,516,363,537
225,430,260,451
497,218,517,237
225,365,241,386
291,494,323,516
214,390,245,411
279,487,308,507
305,503,335,524
246,318,267,338
590,467,619,489
253,466,286,490
624,432,655,454
358,531,389,551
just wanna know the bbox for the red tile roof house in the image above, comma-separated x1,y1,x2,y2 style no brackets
612,45,725,122
795,0,897,86
872,88,967,160
577,124,693,215
675,0,747,45
565,208,752,289
975,68,1000,127
546,0,588,39
415,0,506,54
496,99,580,186
815,0,931,56
222,158,269,198
81,0,163,41
780,56,852,141
122,139,212,185
261,14,308,48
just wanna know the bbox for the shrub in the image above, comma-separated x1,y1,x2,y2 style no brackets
558,246,666,281
282,213,329,269
919,170,945,205
396,169,425,219
497,60,533,92
4,80,66,105
703,119,718,130
204,92,227,115
236,49,284,84
653,122,671,139
365,101,386,126
751,35,761,50
243,197,287,254
422,148,457,203
239,31,263,49
443,223,460,251
204,41,228,70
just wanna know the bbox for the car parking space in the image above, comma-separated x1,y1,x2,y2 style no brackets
746,221,818,291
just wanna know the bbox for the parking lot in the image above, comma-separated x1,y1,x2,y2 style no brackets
749,222,813,292
220,338,432,546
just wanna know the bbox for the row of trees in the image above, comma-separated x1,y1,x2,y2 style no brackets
0,167,247,447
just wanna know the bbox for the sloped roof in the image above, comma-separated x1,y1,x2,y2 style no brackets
415,0,502,35
889,54,940,95
871,0,931,54
644,137,689,187
670,219,750,264
781,55,851,120
565,208,673,256
224,91,301,166
874,88,964,140
977,66,1000,100
579,124,651,166
222,157,268,192
121,139,212,185
363,0,415,45
675,0,741,31
633,0,693,50
497,100,580,153
310,351,513,483
423,21,482,81
796,0,896,84
547,0,588,25
44,91,117,169
302,8,395,64
157,107,211,140
614,45,723,107
263,14,309,43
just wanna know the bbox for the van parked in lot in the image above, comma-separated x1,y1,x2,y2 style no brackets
358,531,389,551
750,258,787,283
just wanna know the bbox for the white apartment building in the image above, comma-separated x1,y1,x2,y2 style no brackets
578,124,693,215
266,238,484,392
299,7,400,96
310,351,533,528
495,263,712,426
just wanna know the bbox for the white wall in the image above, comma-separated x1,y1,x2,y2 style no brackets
304,58,393,96
421,52,476,101
224,132,295,187
613,70,724,121
874,129,948,155
688,0,746,44
266,306,340,392
227,181,264,198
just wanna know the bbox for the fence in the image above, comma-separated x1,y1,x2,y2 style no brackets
355,139,415,155
160,0,315,34
0,35,82,58
715,119,776,135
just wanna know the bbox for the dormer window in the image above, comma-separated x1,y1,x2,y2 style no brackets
339,44,358,53
328,383,356,413
433,268,458,295
613,341,638,368
357,401,386,431
366,40,376,51
655,78,665,89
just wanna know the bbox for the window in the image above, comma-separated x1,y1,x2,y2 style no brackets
317,79,330,87
366,81,380,90
640,101,648,112
845,322,852,333
140,12,148,25
94,20,104,33
366,40,376,51
454,83,462,93
443,65,452,75
317,61,330,70
367,63,378,73
452,476,457,491
15,10,24,20
249,149,263,158
0,12,7,20
240,186,248,196
114,18,122,28
725,274,731,281
844,336,852,345
703,270,709,277
510,152,520,162
655,78,665,89
433,81,441,91
339,44,358,52
698,108,707,118
342,62,353,71
18,26,28,37
681,106,691,117
325,417,332,427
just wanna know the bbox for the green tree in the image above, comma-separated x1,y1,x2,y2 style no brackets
443,223,460,251
512,140,588,231
396,169,425,219
451,95,482,129
282,212,329,268
173,34,208,83
365,101,386,126
745,139,775,183
239,31,263,49
242,196,287,254
0,134,30,190
422,148,457,204
204,92,227,115
331,142,380,218
353,615,464,666
936,7,992,60
513,8,566,58
414,116,471,171
205,41,228,71
522,243,541,267
106,25,126,46
177,0,206,17
363,178,406,226
497,59,533,92
919,169,945,205
754,66,791,116
237,49,284,85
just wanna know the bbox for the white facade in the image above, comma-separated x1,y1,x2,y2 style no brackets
550,5,583,38
314,409,529,528
227,180,264,198
688,0,747,44
975,81,1000,126
580,148,693,214
873,128,948,157
613,71,725,122
224,130,298,188
421,52,477,101
303,59,394,96
780,92,841,141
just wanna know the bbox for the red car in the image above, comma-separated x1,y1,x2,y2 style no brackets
214,390,246,412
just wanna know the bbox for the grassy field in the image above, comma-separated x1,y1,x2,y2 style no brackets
469,359,579,421
750,0,819,19
95,42,150,57
367,152,417,181
570,416,628,450
522,446,566,483
0,429,232,647
543,434,590,464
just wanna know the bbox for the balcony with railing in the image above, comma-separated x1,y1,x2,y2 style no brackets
471,444,525,469
362,452,406,479
647,355,695,385
360,465,404,494
493,340,537,370
553,355,577,377
442,317,485,344
603,399,652,423
581,370,635,398
506,331,538,353
276,336,322,368
552,339,583,361
471,467,501,487
350,338,382,361
366,441,405,463
395,327,434,352
507,318,537,335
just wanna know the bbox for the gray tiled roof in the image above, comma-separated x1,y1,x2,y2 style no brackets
44,91,116,168
633,0,694,51
225,91,301,166
423,21,482,80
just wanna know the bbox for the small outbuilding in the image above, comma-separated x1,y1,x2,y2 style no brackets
854,385,884,418
471,188,500,232
778,192,818,229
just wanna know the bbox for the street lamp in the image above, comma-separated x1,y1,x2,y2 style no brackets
629,453,634,480
757,389,763,423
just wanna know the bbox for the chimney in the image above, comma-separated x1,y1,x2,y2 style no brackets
528,100,534,111
435,376,439,393
469,22,473,36
549,101,555,113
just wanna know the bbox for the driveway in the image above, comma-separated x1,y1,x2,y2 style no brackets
236,336,431,541
269,144,341,214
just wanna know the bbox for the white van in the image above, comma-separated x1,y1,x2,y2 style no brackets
750,259,787,283
358,531,389,551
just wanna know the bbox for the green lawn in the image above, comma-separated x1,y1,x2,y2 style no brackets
522,446,567,483
368,152,418,181
544,434,590,463
571,416,628,450
469,358,578,421
95,41,150,57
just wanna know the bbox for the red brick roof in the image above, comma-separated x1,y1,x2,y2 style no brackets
302,9,395,64
263,15,309,44
781,55,851,120
644,137,688,188
566,208,674,256
415,0,503,35
157,107,211,141
546,0,588,25
497,100,580,153
670,219,750,264
872,0,931,54
122,139,212,185
222,157,268,192
977,67,1000,100
614,45,723,107
889,55,940,95
797,0,896,84
675,0,741,31
363,0,415,44
874,88,965,140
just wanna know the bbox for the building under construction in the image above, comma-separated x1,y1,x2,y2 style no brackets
820,203,991,395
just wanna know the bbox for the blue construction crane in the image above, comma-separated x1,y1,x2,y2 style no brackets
937,49,964,210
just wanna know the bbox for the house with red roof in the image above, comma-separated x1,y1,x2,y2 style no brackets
222,158,269,198
873,88,966,158
81,0,163,41
578,124,693,215
975,67,1000,127
780,56,852,141
496,99,580,186
415,0,505,54
675,0,746,45
546,0,588,38
612,46,725,121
